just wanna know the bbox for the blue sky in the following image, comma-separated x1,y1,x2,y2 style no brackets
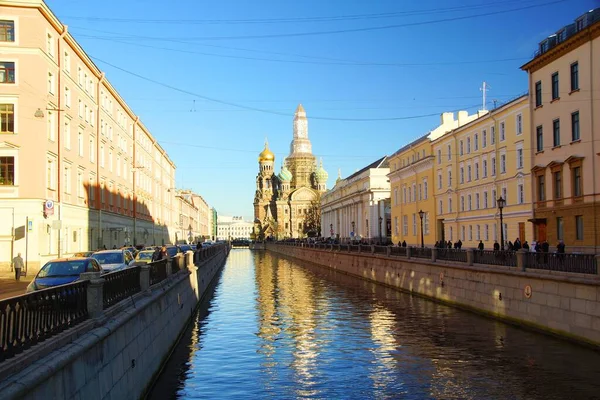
46,0,596,219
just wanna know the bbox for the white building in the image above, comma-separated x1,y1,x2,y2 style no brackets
321,157,390,242
217,216,254,240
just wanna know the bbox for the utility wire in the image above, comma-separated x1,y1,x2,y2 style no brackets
69,0,566,41
60,0,534,25
90,55,483,121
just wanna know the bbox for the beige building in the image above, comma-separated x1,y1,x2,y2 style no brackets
521,9,600,253
320,157,390,242
217,216,253,240
432,95,532,249
0,1,185,272
174,190,211,243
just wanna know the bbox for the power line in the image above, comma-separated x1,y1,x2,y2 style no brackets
90,55,484,121
59,0,537,25
69,1,566,41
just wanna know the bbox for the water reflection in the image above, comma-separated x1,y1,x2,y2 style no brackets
150,249,600,399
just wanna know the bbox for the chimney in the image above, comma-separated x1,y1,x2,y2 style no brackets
440,112,454,126
457,111,468,126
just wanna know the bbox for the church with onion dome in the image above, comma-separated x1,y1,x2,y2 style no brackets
253,104,329,239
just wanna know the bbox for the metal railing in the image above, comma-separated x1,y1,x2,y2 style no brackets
0,280,89,361
149,259,168,286
411,247,432,259
103,267,141,309
373,245,388,254
390,247,407,257
473,250,517,267
436,249,468,263
524,252,597,274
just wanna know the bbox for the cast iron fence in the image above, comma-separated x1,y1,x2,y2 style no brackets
149,259,168,286
103,266,141,309
411,247,432,259
390,247,407,257
0,280,89,361
436,249,468,263
524,252,597,274
473,250,517,267
373,245,388,254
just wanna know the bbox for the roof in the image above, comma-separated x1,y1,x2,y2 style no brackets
345,156,388,181
389,133,430,159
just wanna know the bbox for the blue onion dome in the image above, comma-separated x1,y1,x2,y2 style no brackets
278,162,293,182
315,159,329,182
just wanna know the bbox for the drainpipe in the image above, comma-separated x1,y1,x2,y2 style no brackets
96,72,105,249
56,26,67,257
589,37,597,254
133,116,139,245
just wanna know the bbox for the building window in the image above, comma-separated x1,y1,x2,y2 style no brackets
0,156,14,185
491,126,495,145
394,188,398,206
474,133,479,151
461,226,465,241
63,166,71,194
438,173,442,189
460,167,464,184
571,111,580,142
403,215,408,235
447,144,451,160
467,165,471,182
439,200,443,214
437,149,441,164
459,140,464,156
500,154,506,174
469,225,473,241
46,33,54,57
412,213,417,235
460,196,465,211
47,71,55,94
482,130,487,148
76,171,83,198
423,180,428,200
0,21,15,42
476,225,481,240
517,148,523,169
575,215,583,240
537,175,545,201
553,119,560,147
448,198,452,213
483,191,488,208
518,184,524,204
485,224,489,241
467,137,471,154
502,188,507,205
78,130,83,156
556,217,564,241
492,189,497,208
553,170,562,199
394,217,399,235
475,193,480,209
570,62,579,91
536,126,543,152
65,86,71,108
77,67,83,86
516,114,522,135
46,158,56,189
64,51,70,73
64,119,71,150
0,104,14,133
424,213,429,235
551,72,559,100
475,162,479,180
572,166,582,197
468,195,472,210
89,137,95,163
491,157,496,176
448,170,452,186
500,122,505,141
535,81,542,107
449,226,453,241
47,110,55,141
0,62,15,83
483,159,487,178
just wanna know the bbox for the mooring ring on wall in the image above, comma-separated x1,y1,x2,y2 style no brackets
524,284,532,299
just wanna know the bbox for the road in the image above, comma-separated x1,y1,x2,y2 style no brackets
0,273,32,300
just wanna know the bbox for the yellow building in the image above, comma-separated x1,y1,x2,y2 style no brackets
432,95,532,249
389,111,483,246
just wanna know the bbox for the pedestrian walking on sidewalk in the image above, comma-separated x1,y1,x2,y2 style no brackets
12,253,24,281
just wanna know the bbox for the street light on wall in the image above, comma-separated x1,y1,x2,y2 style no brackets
497,196,506,251
418,209,425,248
378,216,383,244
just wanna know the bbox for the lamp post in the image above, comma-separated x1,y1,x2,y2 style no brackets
497,196,506,251
418,209,425,248
378,216,383,245
351,221,355,241
330,223,333,238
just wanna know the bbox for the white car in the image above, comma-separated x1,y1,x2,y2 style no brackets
92,249,134,273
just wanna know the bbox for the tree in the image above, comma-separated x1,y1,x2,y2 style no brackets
303,199,321,237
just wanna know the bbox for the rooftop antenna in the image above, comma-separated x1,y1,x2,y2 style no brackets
480,81,491,111
190,100,196,112
493,99,499,109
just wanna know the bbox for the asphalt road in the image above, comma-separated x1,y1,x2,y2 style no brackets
0,274,33,300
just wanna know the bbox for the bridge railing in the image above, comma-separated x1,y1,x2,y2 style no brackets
103,266,142,309
274,241,600,276
0,280,89,362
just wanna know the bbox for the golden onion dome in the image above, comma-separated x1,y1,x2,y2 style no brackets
258,140,275,162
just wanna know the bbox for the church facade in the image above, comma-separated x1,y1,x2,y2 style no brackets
254,105,328,239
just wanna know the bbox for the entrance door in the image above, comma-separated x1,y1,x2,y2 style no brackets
518,222,525,242
537,223,547,242
437,219,445,242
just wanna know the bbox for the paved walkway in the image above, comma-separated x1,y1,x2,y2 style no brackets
0,271,33,300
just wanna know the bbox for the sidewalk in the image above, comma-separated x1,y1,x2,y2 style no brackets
0,271,33,300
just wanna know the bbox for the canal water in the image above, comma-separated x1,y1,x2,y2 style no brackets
149,249,600,399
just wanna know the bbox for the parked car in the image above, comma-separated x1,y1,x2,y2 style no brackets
73,251,95,257
130,250,155,266
120,246,139,257
164,245,182,258
178,244,192,253
92,249,134,273
26,257,102,292
201,241,214,248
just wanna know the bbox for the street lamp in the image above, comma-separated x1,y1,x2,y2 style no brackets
330,223,333,238
497,196,506,251
351,221,355,241
418,209,425,248
378,216,383,244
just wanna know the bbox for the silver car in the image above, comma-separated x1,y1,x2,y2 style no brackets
92,249,134,273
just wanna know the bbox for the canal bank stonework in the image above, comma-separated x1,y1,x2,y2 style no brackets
267,244,600,347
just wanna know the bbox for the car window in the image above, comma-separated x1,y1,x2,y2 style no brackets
38,261,87,277
137,252,153,260
93,252,124,265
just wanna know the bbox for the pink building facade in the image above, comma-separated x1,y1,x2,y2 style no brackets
0,0,180,273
